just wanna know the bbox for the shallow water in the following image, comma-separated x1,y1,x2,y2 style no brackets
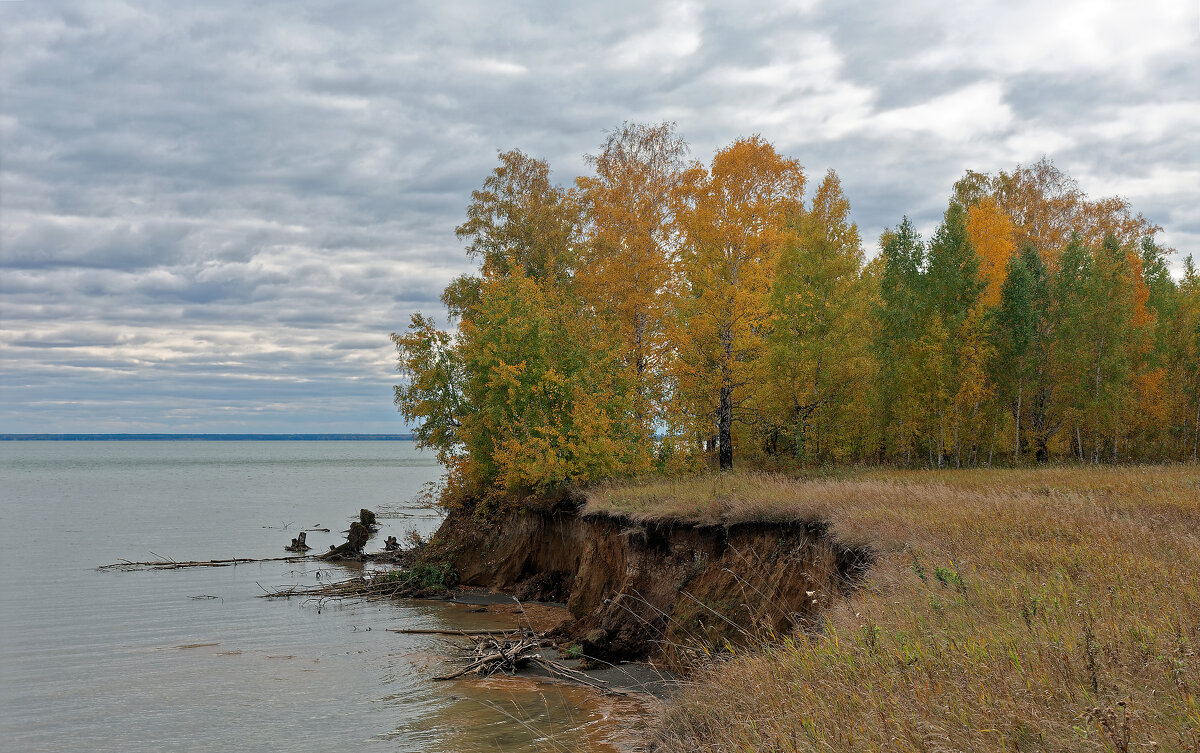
0,441,639,752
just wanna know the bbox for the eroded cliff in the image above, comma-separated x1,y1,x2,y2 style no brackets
428,498,872,665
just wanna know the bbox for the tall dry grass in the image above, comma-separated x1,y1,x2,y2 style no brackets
588,465,1200,752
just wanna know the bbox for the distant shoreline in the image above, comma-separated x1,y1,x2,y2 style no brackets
0,434,415,441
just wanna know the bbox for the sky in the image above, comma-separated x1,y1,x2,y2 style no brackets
2,0,1198,434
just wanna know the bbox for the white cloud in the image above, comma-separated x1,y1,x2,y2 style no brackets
611,0,702,70
869,81,1013,142
466,58,529,76
905,0,1197,80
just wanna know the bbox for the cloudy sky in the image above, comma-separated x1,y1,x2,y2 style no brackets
2,1,1198,434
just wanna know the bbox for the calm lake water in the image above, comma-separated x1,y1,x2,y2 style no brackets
0,441,637,752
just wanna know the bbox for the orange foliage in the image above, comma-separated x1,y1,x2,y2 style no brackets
965,197,1016,309
990,158,1158,270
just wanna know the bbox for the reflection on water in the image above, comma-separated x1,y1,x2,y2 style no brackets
0,442,647,752
414,676,652,753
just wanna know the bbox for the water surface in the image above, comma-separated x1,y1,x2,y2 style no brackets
0,441,638,752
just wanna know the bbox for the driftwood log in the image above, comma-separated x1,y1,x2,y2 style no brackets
99,555,312,571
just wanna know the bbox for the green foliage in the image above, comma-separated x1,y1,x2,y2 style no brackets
376,561,459,591
459,271,635,492
392,313,463,467
454,149,579,285
873,218,928,460
992,244,1051,461
764,170,872,463
933,565,966,592
911,556,928,582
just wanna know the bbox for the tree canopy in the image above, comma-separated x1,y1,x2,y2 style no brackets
394,127,1198,500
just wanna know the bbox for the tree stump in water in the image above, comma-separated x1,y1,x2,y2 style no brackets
347,521,369,551
284,531,310,552
321,521,371,560
359,508,378,531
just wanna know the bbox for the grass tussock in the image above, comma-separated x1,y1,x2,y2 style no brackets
589,465,1200,752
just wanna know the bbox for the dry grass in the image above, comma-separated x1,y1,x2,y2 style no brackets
589,465,1200,752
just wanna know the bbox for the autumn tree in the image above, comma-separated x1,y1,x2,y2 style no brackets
1166,256,1200,460
443,149,580,320
454,271,633,492
395,132,1194,492
991,245,1051,462
1087,236,1155,461
392,314,464,467
889,203,990,468
575,122,687,469
974,157,1157,272
673,136,805,470
1049,235,1155,462
395,149,636,497
764,170,870,462
872,218,929,464
926,204,987,466
990,157,1084,268
965,196,1017,309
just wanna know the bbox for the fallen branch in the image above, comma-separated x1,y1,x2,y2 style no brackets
99,555,314,571
432,637,542,680
528,657,632,696
388,628,520,637
423,632,634,696
434,650,526,680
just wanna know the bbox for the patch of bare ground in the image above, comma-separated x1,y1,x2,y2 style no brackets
587,465,1200,752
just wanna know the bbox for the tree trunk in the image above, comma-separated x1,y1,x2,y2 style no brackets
632,315,648,447
937,408,945,469
285,531,310,552
953,409,961,469
1014,381,1023,465
793,417,802,460
988,418,997,466
955,419,964,467
1112,418,1119,463
1193,395,1199,462
1093,341,1104,465
718,385,733,471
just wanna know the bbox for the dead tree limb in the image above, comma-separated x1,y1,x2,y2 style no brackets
99,555,314,571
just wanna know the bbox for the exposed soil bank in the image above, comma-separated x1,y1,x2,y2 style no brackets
428,497,872,665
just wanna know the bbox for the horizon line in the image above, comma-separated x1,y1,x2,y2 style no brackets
1,433,415,441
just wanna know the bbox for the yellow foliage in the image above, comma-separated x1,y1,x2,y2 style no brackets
671,136,805,463
965,197,1016,309
575,123,686,463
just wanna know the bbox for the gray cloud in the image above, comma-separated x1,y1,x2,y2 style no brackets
1,0,1197,432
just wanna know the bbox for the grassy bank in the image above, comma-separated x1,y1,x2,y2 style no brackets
588,466,1199,752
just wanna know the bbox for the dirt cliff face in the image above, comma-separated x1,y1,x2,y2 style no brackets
429,500,872,665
